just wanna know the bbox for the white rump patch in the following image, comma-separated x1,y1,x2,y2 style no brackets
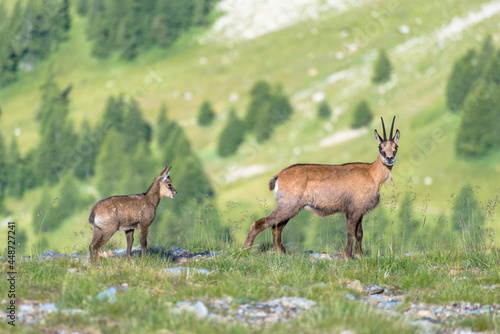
274,179,279,198
93,215,105,229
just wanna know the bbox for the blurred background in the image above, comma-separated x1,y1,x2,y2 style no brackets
0,0,498,255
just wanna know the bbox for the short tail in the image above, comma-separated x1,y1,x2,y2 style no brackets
89,209,95,225
269,175,278,191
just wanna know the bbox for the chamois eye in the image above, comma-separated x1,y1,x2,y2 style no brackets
168,184,172,189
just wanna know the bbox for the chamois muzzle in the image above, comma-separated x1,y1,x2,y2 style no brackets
385,157,395,166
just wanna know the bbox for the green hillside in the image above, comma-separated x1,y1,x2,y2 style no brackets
1,0,500,253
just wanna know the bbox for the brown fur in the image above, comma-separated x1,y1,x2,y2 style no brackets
88,165,177,262
243,117,400,259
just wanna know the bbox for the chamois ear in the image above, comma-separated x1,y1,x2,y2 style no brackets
374,129,383,144
158,164,169,177
393,129,400,144
165,165,172,179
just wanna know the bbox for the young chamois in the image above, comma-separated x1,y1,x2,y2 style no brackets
88,164,176,262
243,117,400,259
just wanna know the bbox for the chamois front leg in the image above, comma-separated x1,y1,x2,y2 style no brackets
125,230,134,260
345,213,362,259
354,216,364,258
138,225,149,257
272,221,289,253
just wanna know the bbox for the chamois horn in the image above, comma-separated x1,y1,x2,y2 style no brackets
380,117,387,141
390,116,396,140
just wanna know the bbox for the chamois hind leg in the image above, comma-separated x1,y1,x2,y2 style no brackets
272,221,289,253
138,225,149,257
243,204,299,250
354,216,364,258
125,230,134,260
89,226,103,262
345,213,362,260
90,227,117,262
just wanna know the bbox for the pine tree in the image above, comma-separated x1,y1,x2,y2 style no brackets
35,70,77,184
77,0,89,15
372,49,392,84
74,119,99,179
217,108,245,157
49,0,71,43
245,81,272,131
270,84,293,125
197,100,216,126
476,35,494,76
455,56,500,158
119,141,154,195
446,50,478,112
95,131,127,197
317,100,332,119
0,3,19,87
122,97,151,152
351,100,373,128
160,122,214,213
52,172,81,226
101,95,125,132
451,185,485,245
157,103,172,146
87,0,112,58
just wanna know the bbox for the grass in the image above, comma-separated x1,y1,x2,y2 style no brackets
1,0,500,292
1,242,498,333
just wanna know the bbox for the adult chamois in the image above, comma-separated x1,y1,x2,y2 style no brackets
88,164,176,262
243,117,400,259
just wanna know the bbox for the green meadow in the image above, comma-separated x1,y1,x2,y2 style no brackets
1,0,500,331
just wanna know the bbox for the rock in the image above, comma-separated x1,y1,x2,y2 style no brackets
67,268,78,273
346,293,356,300
369,294,387,302
113,248,127,256
368,285,385,294
267,297,316,310
42,250,58,257
347,280,363,292
194,301,209,318
417,309,432,318
164,267,211,276
379,301,401,309
40,303,58,313
96,287,117,303
19,304,35,313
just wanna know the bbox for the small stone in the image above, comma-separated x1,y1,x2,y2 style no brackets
369,294,387,302
194,301,209,318
347,280,363,292
379,301,401,309
96,287,117,303
67,268,78,273
368,285,385,295
42,250,57,257
113,248,127,256
121,283,129,288
434,306,445,314
164,267,210,276
19,304,35,313
417,309,432,318
40,303,58,313
346,293,355,300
